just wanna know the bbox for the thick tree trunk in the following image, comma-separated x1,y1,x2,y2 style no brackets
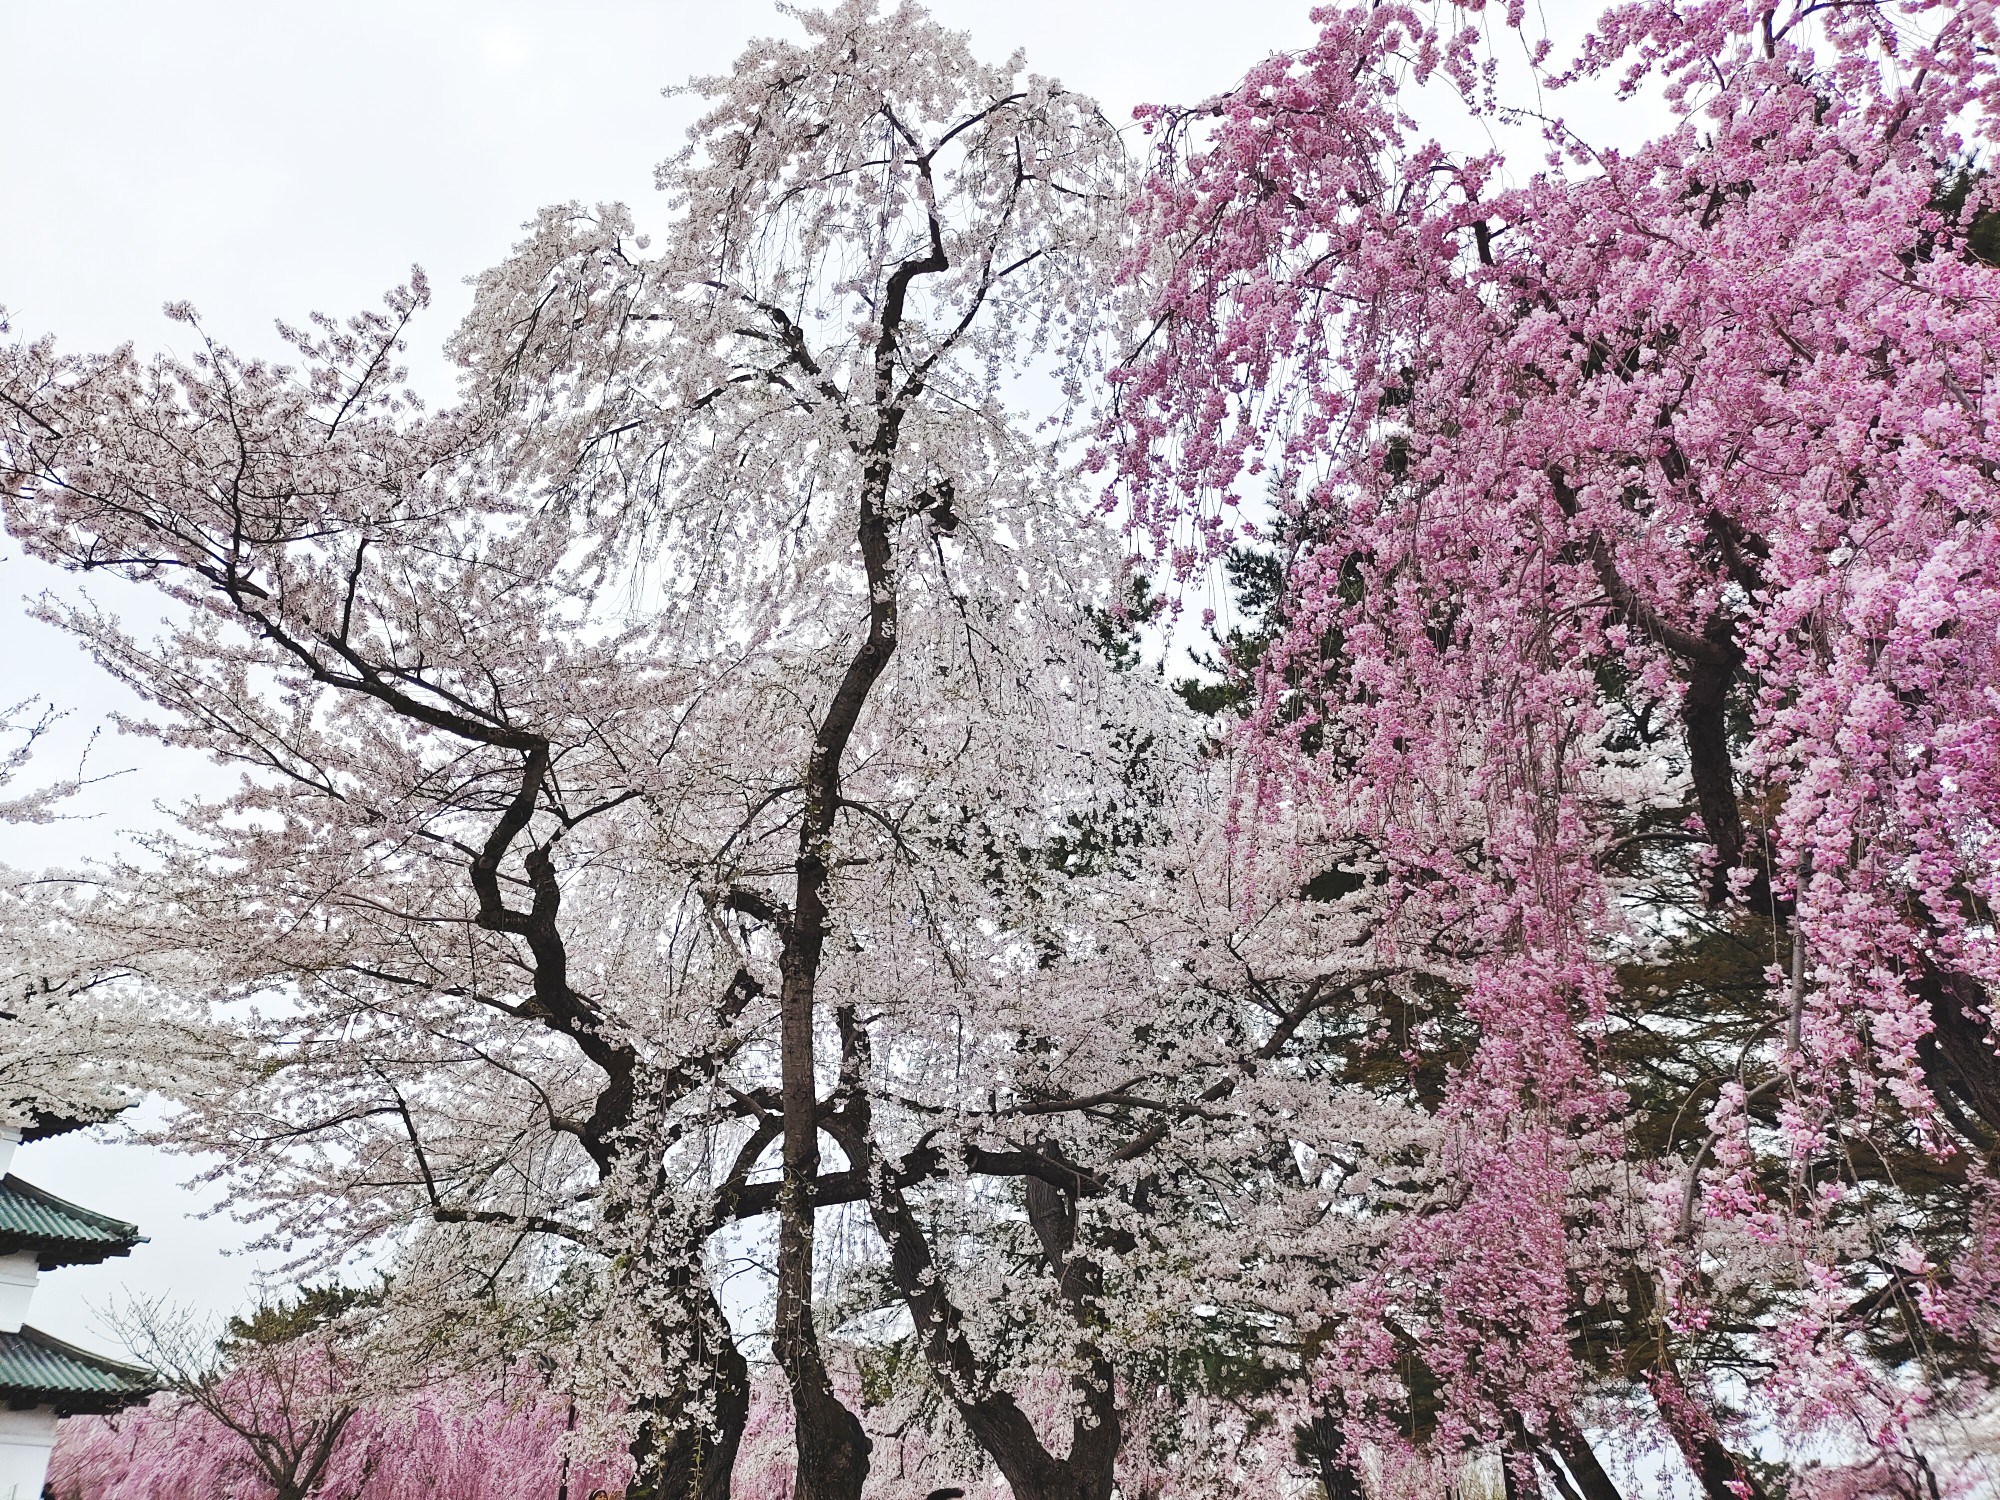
994,1359,1119,1500
961,1407,1116,1500
626,1291,752,1500
1679,642,1748,909
1297,1414,1365,1500
1545,1418,1626,1500
1648,1366,1768,1500
773,875,873,1500
1007,1464,1116,1500
1020,1172,1121,1500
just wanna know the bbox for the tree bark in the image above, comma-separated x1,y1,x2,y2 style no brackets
772,736,877,1500
1648,1365,1768,1500
1677,636,1749,909
625,1287,752,1500
1544,1418,1626,1500
1297,1414,1365,1500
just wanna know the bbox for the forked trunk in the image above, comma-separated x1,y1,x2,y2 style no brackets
966,1368,1119,1500
857,1154,1119,1500
987,1449,1117,1500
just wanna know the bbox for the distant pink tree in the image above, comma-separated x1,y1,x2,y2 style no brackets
48,1379,630,1500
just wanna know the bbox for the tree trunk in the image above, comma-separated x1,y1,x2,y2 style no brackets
1545,1418,1626,1500
1680,650,1749,907
626,1292,752,1500
1298,1414,1365,1500
1002,1461,1117,1500
1664,603,2000,1135
767,220,953,1498
1648,1366,1768,1500
985,1357,1118,1500
773,893,872,1500
768,477,902,1500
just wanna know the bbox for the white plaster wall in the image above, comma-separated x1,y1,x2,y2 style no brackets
0,1252,38,1335
0,1132,55,1500
0,1405,57,1500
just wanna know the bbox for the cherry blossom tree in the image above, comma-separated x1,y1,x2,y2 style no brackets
24,0,2000,1492
440,8,1137,1489
1113,0,2000,1491
0,3,1153,1496
0,700,182,1137
48,1316,632,1500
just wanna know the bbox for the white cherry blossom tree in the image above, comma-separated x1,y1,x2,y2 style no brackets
1,4,1142,1496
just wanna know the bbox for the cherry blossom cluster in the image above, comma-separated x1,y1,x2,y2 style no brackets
1113,0,2000,1486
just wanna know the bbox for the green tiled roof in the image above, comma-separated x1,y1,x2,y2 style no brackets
0,1326,153,1414
0,1175,143,1269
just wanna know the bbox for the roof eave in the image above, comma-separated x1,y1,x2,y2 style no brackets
2,1383,155,1417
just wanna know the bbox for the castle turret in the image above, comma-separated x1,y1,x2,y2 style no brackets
0,1125,153,1500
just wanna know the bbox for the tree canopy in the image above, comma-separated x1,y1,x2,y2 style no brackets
9,1,2000,1497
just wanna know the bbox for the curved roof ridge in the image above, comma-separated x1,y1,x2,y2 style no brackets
0,1173,145,1268
0,1324,155,1415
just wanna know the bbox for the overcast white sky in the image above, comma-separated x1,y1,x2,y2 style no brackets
0,0,1356,1356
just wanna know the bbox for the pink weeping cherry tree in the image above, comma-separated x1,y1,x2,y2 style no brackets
48,1355,1325,1500
45,1287,626,1500
48,1381,629,1500
1113,0,2000,1493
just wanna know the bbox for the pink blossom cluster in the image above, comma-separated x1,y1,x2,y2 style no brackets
48,1366,1324,1500
47,1377,629,1500
1114,0,2000,1474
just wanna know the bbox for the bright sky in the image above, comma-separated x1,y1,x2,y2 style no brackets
0,0,1345,1356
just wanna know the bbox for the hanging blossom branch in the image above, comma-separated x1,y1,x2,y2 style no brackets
1110,0,2000,1491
